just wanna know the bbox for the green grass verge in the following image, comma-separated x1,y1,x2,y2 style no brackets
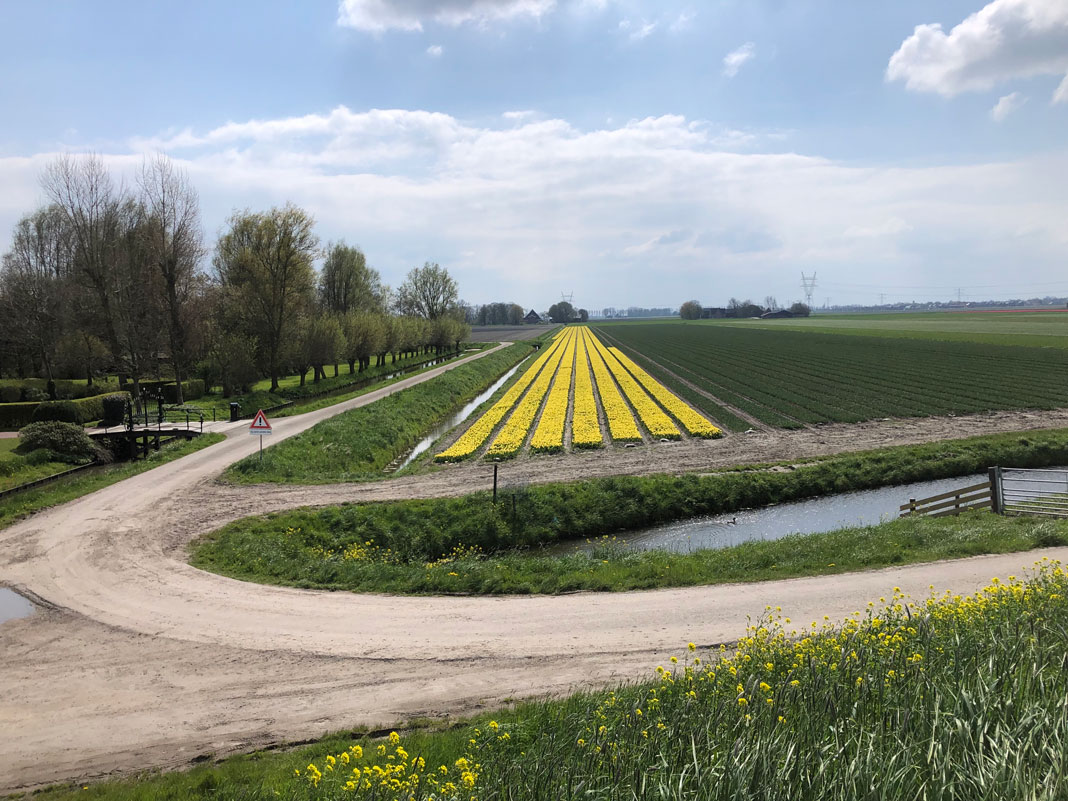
192,506,1066,596
20,566,1068,800
0,434,225,531
193,426,1068,595
223,343,534,484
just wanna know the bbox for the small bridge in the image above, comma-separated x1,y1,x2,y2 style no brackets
90,427,202,460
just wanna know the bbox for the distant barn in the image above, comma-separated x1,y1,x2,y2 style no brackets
524,309,542,324
760,309,794,319
701,307,727,319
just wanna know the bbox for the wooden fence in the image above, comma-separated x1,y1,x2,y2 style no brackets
899,479,993,518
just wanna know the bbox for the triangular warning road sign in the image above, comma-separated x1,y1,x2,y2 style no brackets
248,409,273,434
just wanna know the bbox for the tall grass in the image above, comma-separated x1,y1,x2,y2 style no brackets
291,563,1068,800
28,567,1068,800
192,511,1068,596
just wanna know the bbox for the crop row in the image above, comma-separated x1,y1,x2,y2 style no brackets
436,327,720,460
600,323,1068,428
487,329,574,457
434,334,569,460
529,330,577,453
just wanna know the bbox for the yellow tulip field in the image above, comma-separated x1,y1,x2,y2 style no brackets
435,326,722,461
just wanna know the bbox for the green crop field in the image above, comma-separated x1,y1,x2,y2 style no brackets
714,310,1068,349
596,318,1068,430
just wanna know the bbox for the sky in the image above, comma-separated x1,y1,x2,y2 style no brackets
1,0,1066,312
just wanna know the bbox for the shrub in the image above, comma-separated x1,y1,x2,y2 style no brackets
31,400,81,423
23,387,47,402
0,402,39,430
19,421,96,462
0,386,20,404
101,393,130,427
24,448,55,466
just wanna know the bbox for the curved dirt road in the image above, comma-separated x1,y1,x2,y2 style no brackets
3,350,1068,791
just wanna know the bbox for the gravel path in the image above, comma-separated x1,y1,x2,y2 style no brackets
3,356,1068,791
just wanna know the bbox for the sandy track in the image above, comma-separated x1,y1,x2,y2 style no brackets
3,357,1068,790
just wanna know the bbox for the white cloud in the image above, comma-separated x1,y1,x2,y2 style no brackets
4,107,1067,306
669,11,694,33
337,0,557,32
426,44,443,56
990,91,1027,120
887,0,1068,100
722,42,755,77
1054,74,1068,103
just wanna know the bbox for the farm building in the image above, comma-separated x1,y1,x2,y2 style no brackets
701,307,728,319
760,309,795,319
523,309,542,324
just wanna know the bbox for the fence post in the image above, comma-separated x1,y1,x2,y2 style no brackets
493,463,498,503
908,498,916,516
988,466,1003,514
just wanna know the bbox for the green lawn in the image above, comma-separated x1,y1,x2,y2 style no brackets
0,434,225,530
223,343,535,483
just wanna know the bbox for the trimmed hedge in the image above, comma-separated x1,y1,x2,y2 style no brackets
101,393,130,427
0,378,120,401
135,379,206,403
0,392,112,429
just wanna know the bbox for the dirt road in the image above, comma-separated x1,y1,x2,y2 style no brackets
3,356,1068,791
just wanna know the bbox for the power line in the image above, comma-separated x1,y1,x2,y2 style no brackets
800,272,817,307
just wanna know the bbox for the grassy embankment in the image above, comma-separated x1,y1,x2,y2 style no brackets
194,427,1068,595
184,345,495,421
224,342,535,484
21,565,1068,800
0,434,224,531
0,438,76,492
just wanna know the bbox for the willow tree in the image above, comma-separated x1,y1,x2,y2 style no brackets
213,204,318,392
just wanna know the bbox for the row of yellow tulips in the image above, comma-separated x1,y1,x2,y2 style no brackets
487,328,576,457
607,346,723,439
529,328,577,453
571,329,605,449
587,331,681,440
434,332,568,461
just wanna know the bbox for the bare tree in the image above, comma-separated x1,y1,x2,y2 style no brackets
42,155,164,410
139,154,205,404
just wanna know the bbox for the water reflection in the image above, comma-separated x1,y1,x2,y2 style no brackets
0,588,34,624
397,362,525,470
576,471,1009,554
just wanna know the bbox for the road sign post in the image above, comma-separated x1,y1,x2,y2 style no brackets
248,409,273,461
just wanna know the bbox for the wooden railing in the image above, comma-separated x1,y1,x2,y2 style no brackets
900,480,993,518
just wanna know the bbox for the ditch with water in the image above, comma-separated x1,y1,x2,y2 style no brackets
572,470,1021,555
393,361,525,471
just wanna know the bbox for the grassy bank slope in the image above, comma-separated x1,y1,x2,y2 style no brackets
224,343,533,484
195,427,1068,594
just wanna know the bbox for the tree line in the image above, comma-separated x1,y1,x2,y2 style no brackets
0,154,468,410
679,297,812,320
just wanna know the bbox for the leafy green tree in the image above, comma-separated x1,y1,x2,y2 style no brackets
213,204,318,392
680,300,702,320
395,262,458,320
547,301,575,323
318,242,385,314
